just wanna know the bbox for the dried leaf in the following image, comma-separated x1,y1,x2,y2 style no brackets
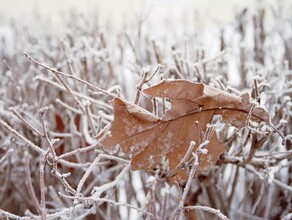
96,79,270,184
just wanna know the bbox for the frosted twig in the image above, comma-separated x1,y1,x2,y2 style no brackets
134,65,161,105
36,76,112,110
84,102,97,136
0,117,43,154
56,98,83,115
24,151,44,219
147,177,158,219
251,180,265,214
167,141,196,178
0,148,14,165
48,185,65,208
134,68,149,104
9,107,44,136
174,153,200,220
273,179,292,192
184,205,230,220
59,193,152,216
51,169,76,195
48,62,86,114
76,155,130,195
58,143,99,160
39,107,56,158
181,48,230,69
92,165,130,198
0,209,23,220
88,84,121,97
146,65,161,83
24,52,117,98
161,184,169,220
40,151,49,220
0,117,97,169
174,134,211,220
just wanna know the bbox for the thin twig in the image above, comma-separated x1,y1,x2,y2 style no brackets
167,141,196,178
76,155,130,195
0,117,43,154
39,151,49,220
39,107,56,158
184,205,230,220
84,102,97,136
134,68,149,104
174,153,200,220
36,76,112,110
9,107,44,136
24,52,117,98
24,151,43,218
59,193,152,217
0,149,14,165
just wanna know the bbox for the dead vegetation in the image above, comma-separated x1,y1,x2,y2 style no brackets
0,3,292,220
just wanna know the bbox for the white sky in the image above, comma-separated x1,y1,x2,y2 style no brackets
0,0,284,29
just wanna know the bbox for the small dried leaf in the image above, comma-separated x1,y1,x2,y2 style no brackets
96,79,270,184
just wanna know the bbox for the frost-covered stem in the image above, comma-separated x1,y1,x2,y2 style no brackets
0,117,96,169
60,40,77,78
228,167,239,208
24,52,117,98
40,151,49,220
58,144,98,160
168,141,196,178
51,169,76,195
76,154,129,195
253,79,259,101
36,76,112,110
81,41,89,82
181,48,230,69
56,98,110,122
24,151,43,218
134,69,149,104
52,64,86,113
174,153,199,220
9,107,44,136
251,180,265,214
161,184,169,220
149,179,157,220
59,193,152,216
184,206,230,220
0,209,23,220
56,98,82,114
273,179,292,192
152,98,158,116
48,185,65,208
100,33,115,79
0,148,14,165
152,40,162,64
238,144,257,166
146,65,161,83
84,102,97,136
92,165,130,198
76,154,104,195
0,117,43,154
39,107,56,159
125,33,140,65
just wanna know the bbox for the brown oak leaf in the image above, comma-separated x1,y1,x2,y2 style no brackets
96,79,270,184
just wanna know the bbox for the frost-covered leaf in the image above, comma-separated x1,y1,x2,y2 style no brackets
96,79,270,184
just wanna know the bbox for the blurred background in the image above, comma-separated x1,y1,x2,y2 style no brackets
0,0,289,31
